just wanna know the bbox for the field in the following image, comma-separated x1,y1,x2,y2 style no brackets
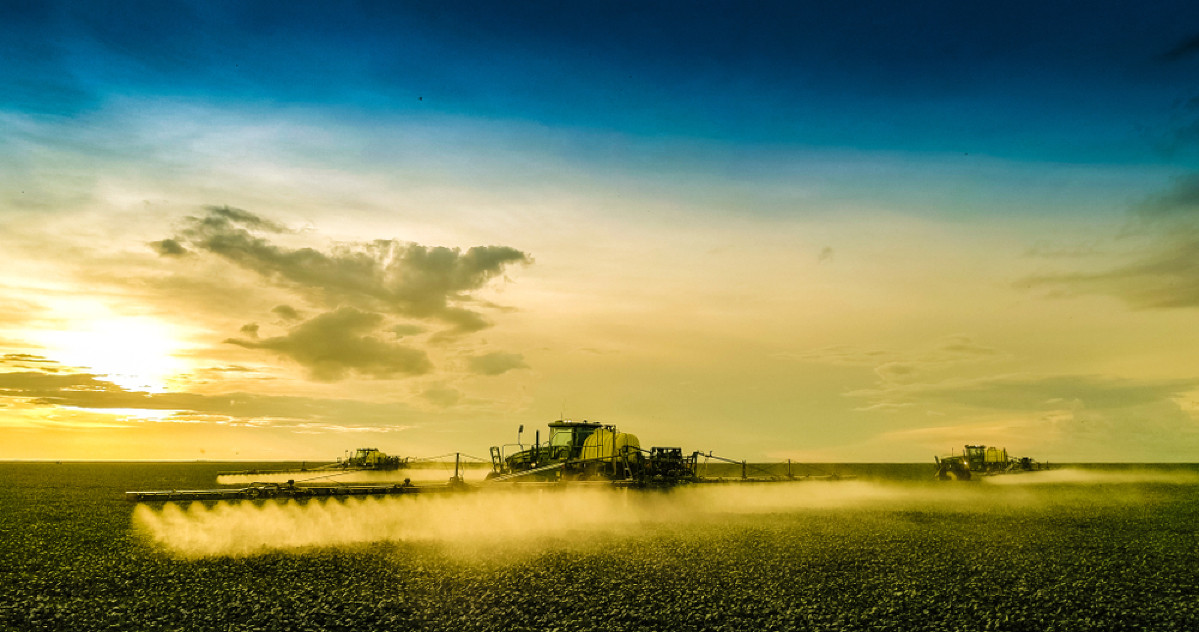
1,463,1197,631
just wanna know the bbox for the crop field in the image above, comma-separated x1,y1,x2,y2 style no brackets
1,463,1197,631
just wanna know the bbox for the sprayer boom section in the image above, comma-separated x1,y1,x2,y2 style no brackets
934,444,1050,481
124,479,467,502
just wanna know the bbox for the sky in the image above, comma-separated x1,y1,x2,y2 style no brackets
2,1,1199,462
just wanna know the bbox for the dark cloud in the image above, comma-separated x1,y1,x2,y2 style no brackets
0,369,419,427
851,373,1198,413
271,305,302,321
1020,237,1199,308
150,238,187,256
0,371,126,397
1,353,61,368
1020,176,1199,308
168,206,531,335
467,351,529,376
196,205,288,233
189,365,259,379
1135,173,1199,221
391,324,425,338
2,353,45,362
226,307,432,382
934,335,998,359
152,206,532,382
1159,33,1199,62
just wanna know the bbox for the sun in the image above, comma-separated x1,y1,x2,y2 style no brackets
37,316,189,393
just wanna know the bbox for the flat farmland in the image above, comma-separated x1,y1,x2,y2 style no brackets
1,462,1197,632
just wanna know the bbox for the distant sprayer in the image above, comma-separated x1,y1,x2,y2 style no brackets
934,445,1049,481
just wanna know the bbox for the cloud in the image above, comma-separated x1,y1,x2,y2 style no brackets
467,352,530,376
850,373,1199,413
226,307,432,382
1,353,64,371
391,324,425,338
284,422,413,434
422,386,461,408
0,369,421,428
1023,240,1107,259
1019,237,1199,308
786,344,896,366
150,238,187,256
793,336,999,373
166,206,531,335
874,362,918,384
189,365,258,378
1159,33,1199,62
144,206,533,383
1144,95,1199,159
0,296,46,329
1134,173,1199,221
932,335,998,360
1019,176,1199,308
0,371,126,397
271,305,302,321
196,205,289,234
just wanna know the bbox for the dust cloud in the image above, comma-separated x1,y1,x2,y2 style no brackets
131,474,1188,559
135,487,660,558
980,467,1199,486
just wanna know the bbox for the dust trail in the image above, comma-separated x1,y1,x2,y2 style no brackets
135,487,654,558
136,483,899,558
132,479,1167,558
981,467,1199,486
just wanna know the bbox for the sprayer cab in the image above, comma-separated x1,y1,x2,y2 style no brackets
548,420,601,458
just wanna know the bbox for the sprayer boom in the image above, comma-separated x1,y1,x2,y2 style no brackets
125,480,468,502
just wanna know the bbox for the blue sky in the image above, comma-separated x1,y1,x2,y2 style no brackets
7,1,1199,164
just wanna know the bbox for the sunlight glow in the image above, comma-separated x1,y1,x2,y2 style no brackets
36,316,189,393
